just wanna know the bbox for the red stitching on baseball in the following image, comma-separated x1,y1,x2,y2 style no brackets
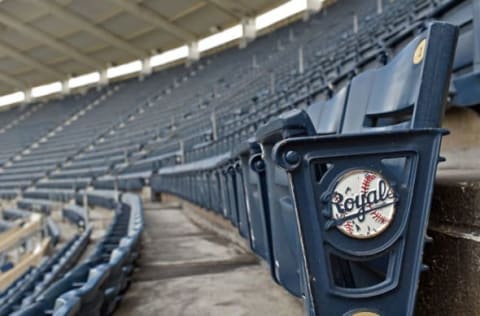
371,210,388,224
361,173,376,193
362,172,376,212
343,221,353,234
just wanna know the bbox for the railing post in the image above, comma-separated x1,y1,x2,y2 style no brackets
270,72,276,94
353,13,359,33
211,112,218,141
377,0,383,14
179,140,185,164
298,46,304,74
83,190,89,228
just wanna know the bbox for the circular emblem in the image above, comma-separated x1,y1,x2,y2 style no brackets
330,170,396,239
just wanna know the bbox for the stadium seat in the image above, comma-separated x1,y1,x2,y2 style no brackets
270,22,458,315
252,86,348,297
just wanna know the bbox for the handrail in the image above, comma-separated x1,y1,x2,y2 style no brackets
0,237,50,292
0,213,43,253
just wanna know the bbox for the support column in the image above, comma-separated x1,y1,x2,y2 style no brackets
240,17,256,48
188,41,200,63
141,57,152,77
24,88,32,104
307,0,322,12
61,78,70,95
99,69,109,86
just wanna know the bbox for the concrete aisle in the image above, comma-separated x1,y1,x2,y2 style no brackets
115,201,303,316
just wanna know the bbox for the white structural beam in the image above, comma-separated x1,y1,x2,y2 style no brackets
109,0,196,42
33,0,146,59
0,40,63,79
0,10,102,70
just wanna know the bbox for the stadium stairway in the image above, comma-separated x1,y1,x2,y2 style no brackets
115,197,304,316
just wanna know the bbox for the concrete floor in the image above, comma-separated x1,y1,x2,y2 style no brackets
115,201,303,316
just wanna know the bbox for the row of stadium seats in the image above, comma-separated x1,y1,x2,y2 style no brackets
0,229,91,315
10,192,144,316
61,205,87,230
0,207,48,272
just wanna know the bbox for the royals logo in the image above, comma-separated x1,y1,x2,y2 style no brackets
329,170,397,239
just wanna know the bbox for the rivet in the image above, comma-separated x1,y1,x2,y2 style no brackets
285,150,300,164
254,160,265,170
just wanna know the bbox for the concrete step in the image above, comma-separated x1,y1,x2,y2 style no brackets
115,200,303,316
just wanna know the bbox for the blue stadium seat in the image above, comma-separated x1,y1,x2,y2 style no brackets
270,22,458,315
253,86,348,299
235,139,273,265
52,293,81,316
56,264,110,316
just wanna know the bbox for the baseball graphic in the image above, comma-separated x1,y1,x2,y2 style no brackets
330,170,396,239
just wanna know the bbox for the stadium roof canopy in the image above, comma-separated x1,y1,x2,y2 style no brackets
0,0,314,100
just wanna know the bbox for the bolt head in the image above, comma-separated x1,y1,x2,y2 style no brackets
285,150,300,164
254,159,265,170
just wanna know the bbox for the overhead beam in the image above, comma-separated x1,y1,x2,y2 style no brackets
109,0,196,42
170,2,207,21
206,0,253,19
0,40,63,79
0,73,26,90
32,0,146,59
206,0,243,20
0,10,103,70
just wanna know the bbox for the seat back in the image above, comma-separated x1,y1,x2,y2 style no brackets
52,293,81,316
342,25,453,133
37,263,90,308
306,86,348,134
